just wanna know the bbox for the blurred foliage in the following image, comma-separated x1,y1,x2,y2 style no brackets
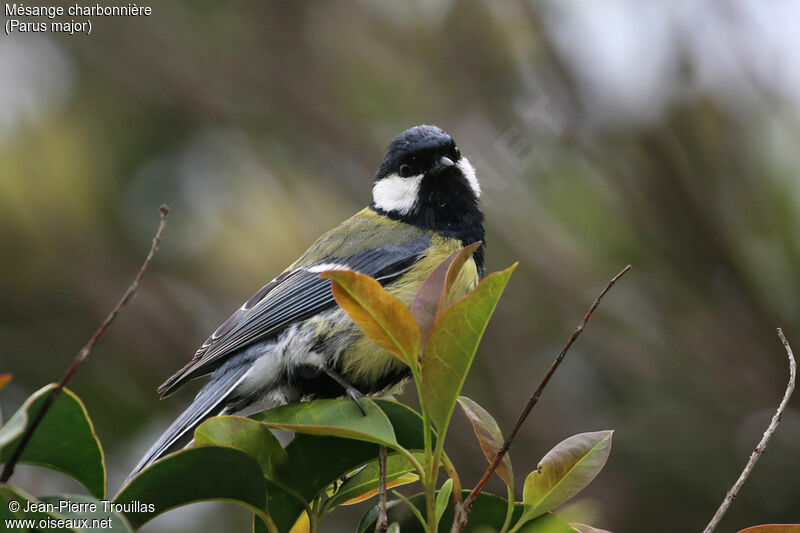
2,1,800,532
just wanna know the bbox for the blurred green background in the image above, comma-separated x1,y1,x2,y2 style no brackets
2,1,799,531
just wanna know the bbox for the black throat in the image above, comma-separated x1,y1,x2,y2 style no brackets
370,171,486,273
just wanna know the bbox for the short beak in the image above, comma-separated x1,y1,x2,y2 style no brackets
436,155,455,170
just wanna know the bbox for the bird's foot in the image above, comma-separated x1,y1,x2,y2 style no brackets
322,366,368,416
346,387,367,416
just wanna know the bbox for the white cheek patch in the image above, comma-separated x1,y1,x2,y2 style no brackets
372,172,423,215
457,156,481,198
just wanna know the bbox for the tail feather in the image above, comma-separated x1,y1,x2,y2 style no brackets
122,362,250,488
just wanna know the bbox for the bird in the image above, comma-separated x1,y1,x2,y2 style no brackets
125,124,485,483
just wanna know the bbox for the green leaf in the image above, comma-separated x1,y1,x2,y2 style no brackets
114,446,269,529
253,398,430,531
421,264,517,434
195,415,292,490
373,399,431,451
267,434,392,531
458,395,514,487
320,269,421,368
387,523,401,533
251,398,398,447
39,494,134,532
0,384,105,499
0,484,81,532
435,478,452,526
0,486,132,532
737,526,800,533
522,431,613,520
326,453,420,508
410,242,482,342
359,491,573,533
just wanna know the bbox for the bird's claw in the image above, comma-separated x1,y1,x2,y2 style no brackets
347,387,367,416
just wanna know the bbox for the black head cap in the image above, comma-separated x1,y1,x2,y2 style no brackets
370,125,485,273
375,125,458,180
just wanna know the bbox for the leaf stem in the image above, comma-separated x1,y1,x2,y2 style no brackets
256,512,280,533
500,484,515,533
393,489,427,530
440,453,462,504
396,448,425,480
422,408,437,532
0,205,169,483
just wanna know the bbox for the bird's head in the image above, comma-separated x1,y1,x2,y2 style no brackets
371,125,481,222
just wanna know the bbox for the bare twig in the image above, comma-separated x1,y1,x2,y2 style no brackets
376,445,388,533
453,265,631,532
702,328,796,533
0,205,169,483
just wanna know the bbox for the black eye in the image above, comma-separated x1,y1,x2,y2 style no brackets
399,164,413,177
454,146,461,159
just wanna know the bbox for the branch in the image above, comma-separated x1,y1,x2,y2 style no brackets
454,265,631,532
0,205,169,483
376,445,388,533
702,328,797,533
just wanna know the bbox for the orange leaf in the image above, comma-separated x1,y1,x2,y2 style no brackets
457,396,513,487
321,270,421,368
738,526,800,533
341,473,419,505
0,374,12,393
410,242,481,344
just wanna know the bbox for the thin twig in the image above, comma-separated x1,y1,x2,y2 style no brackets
454,265,631,532
0,205,169,483
376,445,388,533
702,328,796,533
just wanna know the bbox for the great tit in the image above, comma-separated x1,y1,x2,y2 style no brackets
126,125,485,481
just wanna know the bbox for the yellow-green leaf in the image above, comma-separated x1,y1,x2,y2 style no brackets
288,511,310,533
334,452,421,506
358,491,574,532
341,473,419,506
321,270,420,368
421,264,517,434
435,478,453,526
457,396,513,487
522,431,613,520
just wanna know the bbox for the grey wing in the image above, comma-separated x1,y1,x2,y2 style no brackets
157,237,430,397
